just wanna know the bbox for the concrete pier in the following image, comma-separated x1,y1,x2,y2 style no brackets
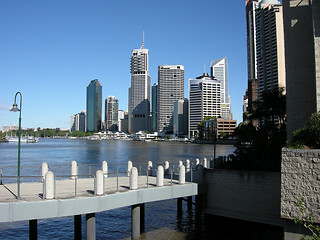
74,215,81,240
131,204,140,240
86,213,95,240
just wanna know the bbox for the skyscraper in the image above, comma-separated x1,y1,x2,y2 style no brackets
151,83,158,133
210,57,232,119
128,36,151,133
246,0,285,110
283,0,320,138
189,73,221,137
157,65,184,134
86,79,102,132
105,96,119,131
173,98,189,136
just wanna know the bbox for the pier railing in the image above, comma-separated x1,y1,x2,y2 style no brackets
0,158,207,201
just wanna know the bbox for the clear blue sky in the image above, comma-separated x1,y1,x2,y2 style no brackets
0,0,247,130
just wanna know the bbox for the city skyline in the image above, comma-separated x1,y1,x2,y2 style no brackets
0,1,247,130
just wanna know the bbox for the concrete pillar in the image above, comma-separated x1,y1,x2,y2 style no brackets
164,161,169,175
130,167,138,190
41,162,48,182
177,198,183,217
74,215,82,240
131,204,140,240
186,159,190,173
127,161,133,177
86,213,96,240
156,165,164,187
140,203,145,233
95,170,104,196
195,158,200,167
44,171,54,200
71,161,78,179
29,219,37,240
179,165,185,184
147,161,152,176
102,161,108,177
203,158,207,168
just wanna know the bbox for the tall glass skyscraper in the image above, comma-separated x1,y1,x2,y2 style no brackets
86,79,102,132
105,96,119,131
210,57,232,120
128,37,151,133
151,83,158,133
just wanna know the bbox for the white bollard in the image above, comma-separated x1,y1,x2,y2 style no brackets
41,162,49,182
196,158,200,166
95,170,104,196
179,160,183,166
44,171,54,200
179,165,185,184
203,158,207,168
186,159,190,173
71,161,78,179
102,161,108,177
127,161,133,177
130,167,138,190
164,161,169,175
147,161,152,176
157,165,164,187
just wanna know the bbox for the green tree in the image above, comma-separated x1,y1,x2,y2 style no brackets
228,88,286,171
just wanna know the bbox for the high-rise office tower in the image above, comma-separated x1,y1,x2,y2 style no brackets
283,0,320,138
70,114,76,132
173,98,189,136
157,65,184,134
105,96,119,131
246,0,286,112
210,57,232,119
86,79,102,132
128,35,151,133
189,73,221,137
151,83,158,133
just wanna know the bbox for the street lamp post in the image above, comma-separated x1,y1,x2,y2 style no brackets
10,92,22,200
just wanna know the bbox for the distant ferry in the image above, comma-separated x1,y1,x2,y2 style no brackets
5,136,39,143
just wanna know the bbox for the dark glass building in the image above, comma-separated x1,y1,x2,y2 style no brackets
86,79,102,132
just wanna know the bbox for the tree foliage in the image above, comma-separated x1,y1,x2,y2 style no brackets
289,113,320,149
223,88,286,171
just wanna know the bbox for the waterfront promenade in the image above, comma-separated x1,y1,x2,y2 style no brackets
0,169,197,239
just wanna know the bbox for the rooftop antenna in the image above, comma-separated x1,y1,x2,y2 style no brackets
140,31,145,49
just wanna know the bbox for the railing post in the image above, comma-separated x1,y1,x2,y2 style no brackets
41,162,48,183
147,161,152,176
71,161,78,180
127,161,133,177
179,165,185,184
95,170,104,196
44,171,54,199
156,165,164,187
130,167,138,190
164,161,169,175
102,161,108,178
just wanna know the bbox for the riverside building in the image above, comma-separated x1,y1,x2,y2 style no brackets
128,36,151,133
105,96,119,131
157,65,184,135
246,0,285,111
210,57,232,120
189,73,221,137
283,0,320,138
86,79,102,132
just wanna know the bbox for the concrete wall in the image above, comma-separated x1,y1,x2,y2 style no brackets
281,148,320,221
204,169,283,226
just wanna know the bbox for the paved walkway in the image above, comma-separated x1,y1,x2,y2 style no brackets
0,176,180,202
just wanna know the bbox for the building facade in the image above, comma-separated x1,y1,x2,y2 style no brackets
128,41,151,133
70,111,86,133
189,73,221,137
246,0,286,110
151,83,158,133
157,65,184,135
210,57,232,120
105,96,119,131
86,79,102,132
173,98,189,136
283,0,320,138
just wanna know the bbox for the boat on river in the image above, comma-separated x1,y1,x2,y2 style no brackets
5,136,39,143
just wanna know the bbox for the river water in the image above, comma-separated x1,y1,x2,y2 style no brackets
0,139,235,239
